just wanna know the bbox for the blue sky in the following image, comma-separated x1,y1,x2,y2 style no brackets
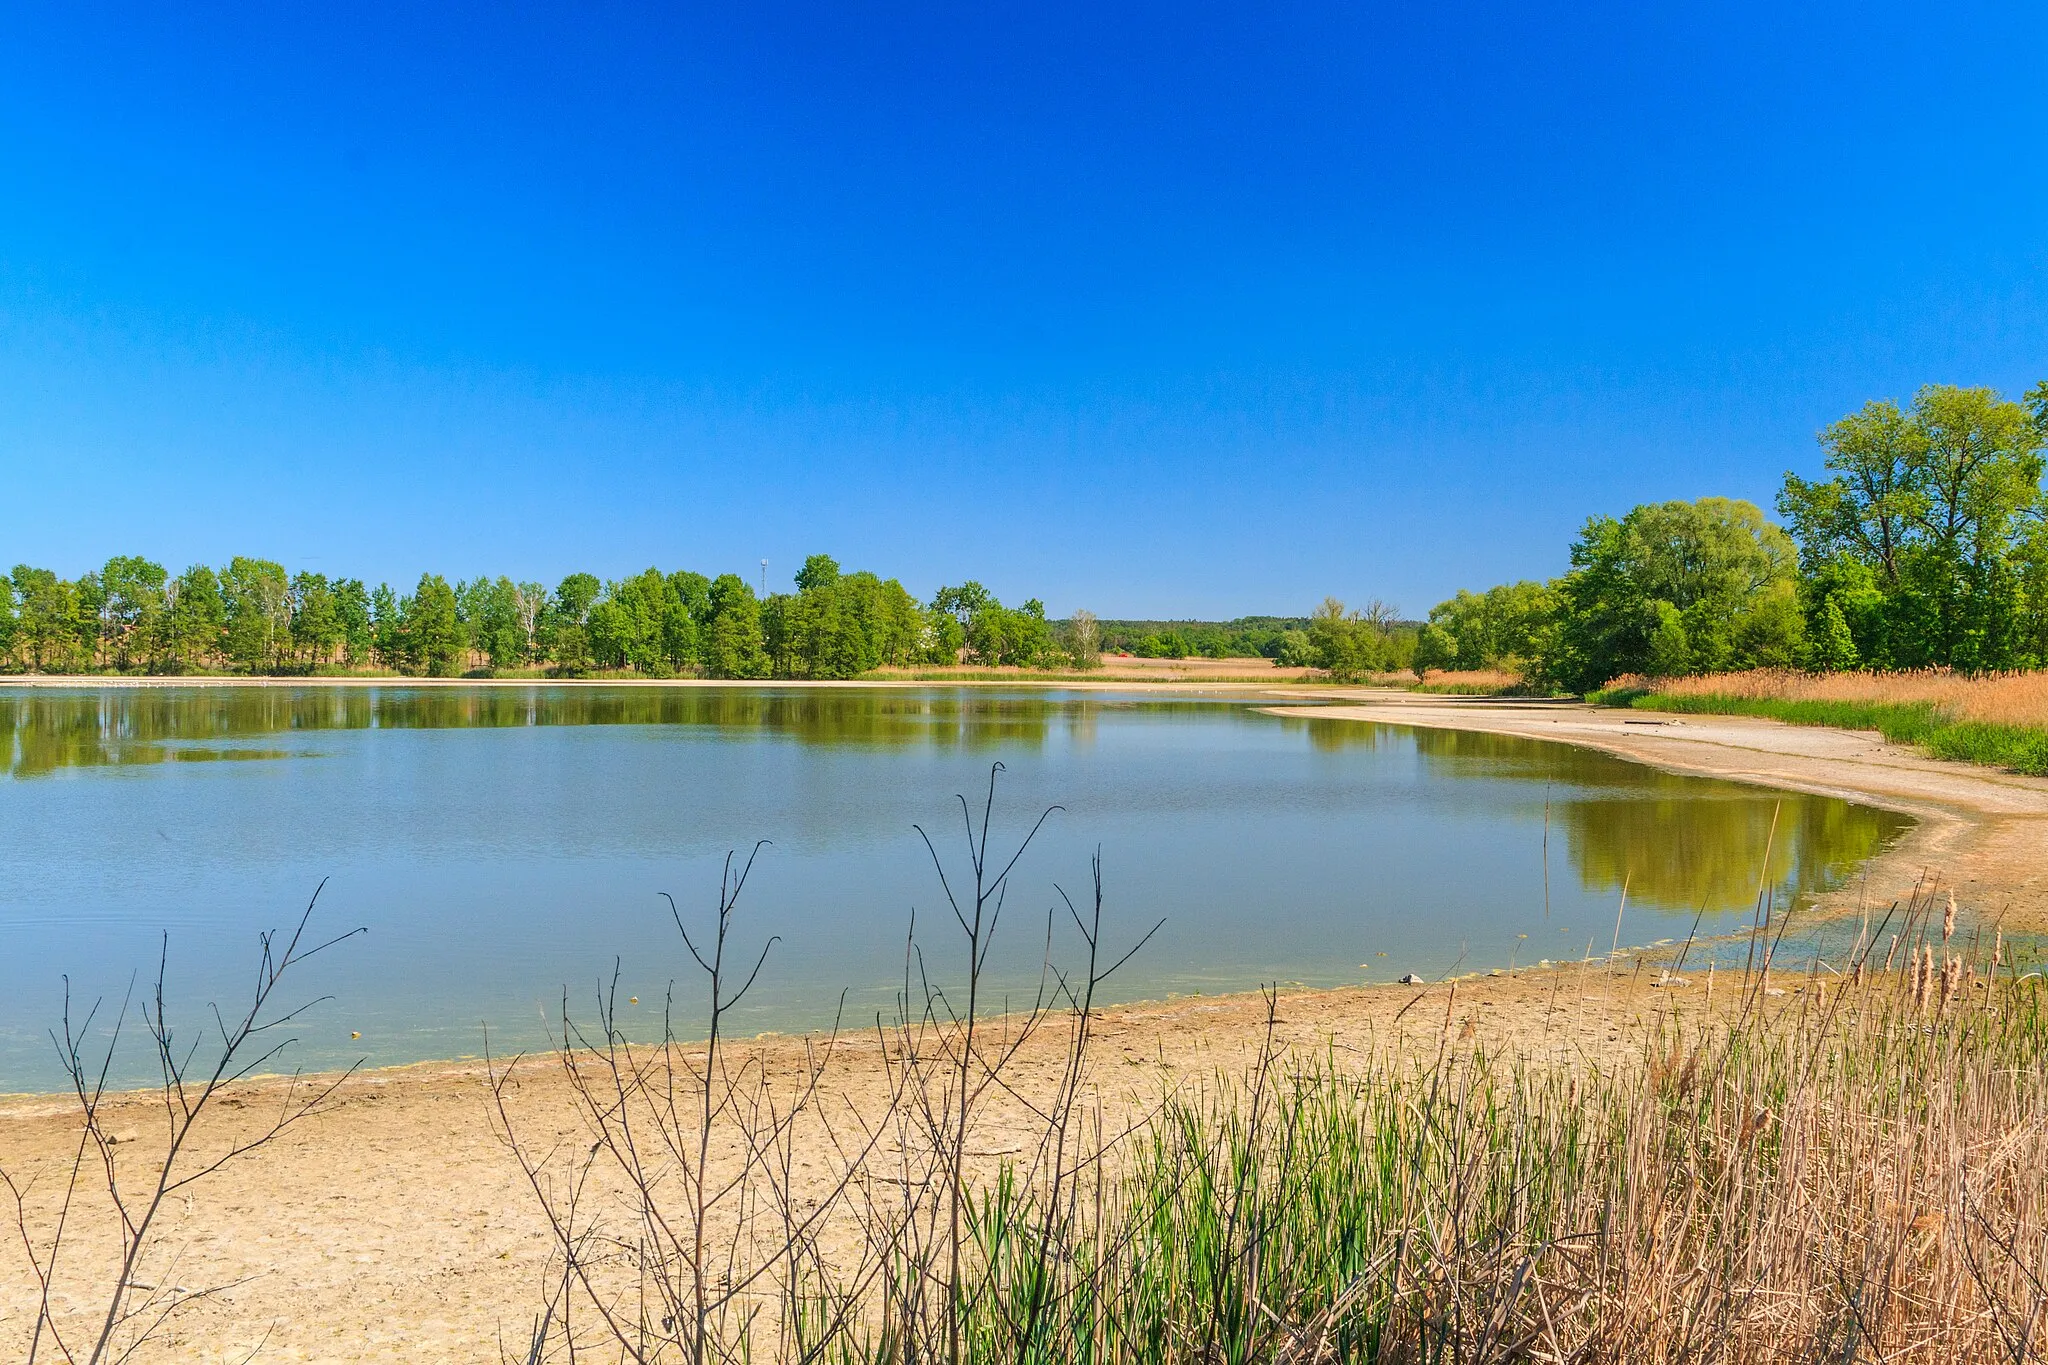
2,3,2044,617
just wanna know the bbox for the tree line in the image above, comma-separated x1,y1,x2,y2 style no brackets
1415,381,2048,692
1096,616,1309,661
0,553,1103,679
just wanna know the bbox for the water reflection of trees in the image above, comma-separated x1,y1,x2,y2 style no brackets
1555,795,1897,913
0,687,1150,776
1281,713,1907,913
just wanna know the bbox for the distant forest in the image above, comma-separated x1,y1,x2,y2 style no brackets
1099,617,1307,660
9,380,2042,691
0,555,1102,680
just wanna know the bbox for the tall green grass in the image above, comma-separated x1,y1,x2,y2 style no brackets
642,965,2048,1363
908,978,2047,1363
1591,687,2048,775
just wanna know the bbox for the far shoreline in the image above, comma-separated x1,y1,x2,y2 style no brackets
0,668,1312,691
9,672,2043,929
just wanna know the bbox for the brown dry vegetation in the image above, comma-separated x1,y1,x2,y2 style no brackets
1622,668,2048,728
1405,668,1525,694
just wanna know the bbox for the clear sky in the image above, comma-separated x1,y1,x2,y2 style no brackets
2,3,2044,618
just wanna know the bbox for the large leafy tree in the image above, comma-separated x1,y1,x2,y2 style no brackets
97,556,168,670
10,566,79,671
547,573,601,674
164,565,226,671
334,579,375,666
768,567,922,678
1781,384,2044,669
371,583,403,668
402,574,464,677
1415,581,1554,674
794,554,840,594
291,572,340,669
458,576,528,669
929,582,992,662
923,582,1059,668
1308,597,1403,681
585,569,700,674
702,573,767,678
1536,498,1803,693
221,557,291,673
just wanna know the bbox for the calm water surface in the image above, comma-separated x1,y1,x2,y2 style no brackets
0,686,1909,1089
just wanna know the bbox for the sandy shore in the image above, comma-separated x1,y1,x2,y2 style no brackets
4,681,2044,1358
0,966,1721,1362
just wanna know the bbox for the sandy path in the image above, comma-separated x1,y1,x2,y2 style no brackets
1273,691,2048,931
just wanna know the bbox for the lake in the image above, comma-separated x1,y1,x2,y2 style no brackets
0,685,1909,1090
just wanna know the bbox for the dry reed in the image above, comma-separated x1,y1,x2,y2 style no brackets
1402,669,1525,694
503,850,2048,1363
1620,668,2048,729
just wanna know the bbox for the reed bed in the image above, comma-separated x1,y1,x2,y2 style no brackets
1405,669,1528,695
1623,668,2048,728
509,890,2048,1362
1600,669,2048,775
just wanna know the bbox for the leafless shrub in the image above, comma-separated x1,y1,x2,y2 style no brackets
497,765,1159,1364
0,885,364,1364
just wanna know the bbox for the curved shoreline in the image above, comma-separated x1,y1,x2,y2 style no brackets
7,681,2042,1356
9,672,2039,926
1273,690,2048,932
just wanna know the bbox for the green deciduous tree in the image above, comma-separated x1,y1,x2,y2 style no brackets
1780,384,2045,669
334,579,374,666
1307,597,1403,681
164,566,226,671
922,583,1059,668
969,598,1056,667
703,573,767,678
1418,581,1555,673
402,574,463,677
12,566,82,671
763,562,923,679
96,556,168,670
290,572,340,670
547,573,600,674
221,557,291,673
583,569,701,674
794,554,840,593
371,584,403,669
458,576,527,669
1535,498,1803,693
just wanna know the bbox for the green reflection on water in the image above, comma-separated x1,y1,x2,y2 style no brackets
0,686,1117,776
1282,717,1908,916
3,688,1907,922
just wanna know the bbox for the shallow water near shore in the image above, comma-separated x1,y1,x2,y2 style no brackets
0,685,1909,1089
